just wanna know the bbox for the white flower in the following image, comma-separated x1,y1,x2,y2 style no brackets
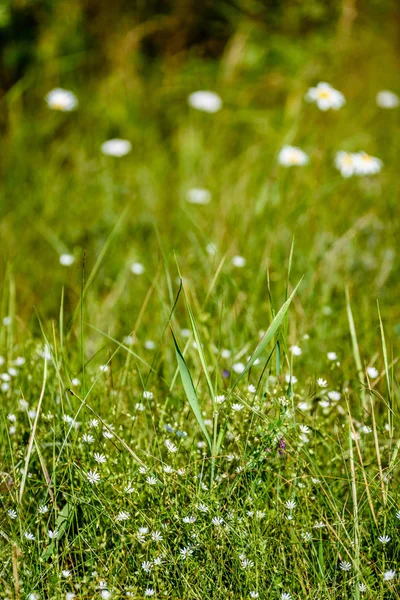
248,384,256,394
340,561,352,571
182,514,198,525
71,377,80,386
285,374,297,384
87,469,101,484
14,356,25,366
396,510,400,520
48,529,59,539
232,255,246,268
383,569,396,581
186,188,211,205
101,139,132,157
24,531,35,541
376,90,399,108
327,391,341,402
281,594,292,600
142,561,153,572
290,345,302,356
241,558,254,569
188,91,222,113
45,88,78,111
232,403,244,412
100,591,111,600
165,439,178,453
206,242,217,255
38,505,49,514
212,516,224,526
378,535,391,544
144,589,155,597
196,502,209,512
327,352,337,360
146,476,158,485
144,340,156,350
285,500,296,510
59,254,75,266
143,390,154,400
62,569,71,577
249,593,259,599
317,378,328,388
99,364,109,372
278,145,309,166
66,594,76,600
7,509,17,519
232,362,245,374
94,453,107,464
130,262,145,275
180,545,194,559
215,394,226,404
116,511,130,522
305,82,345,111
301,531,312,542
28,595,40,600
82,433,94,444
151,530,163,541
353,151,382,175
313,521,326,529
335,151,358,178
367,366,379,378
3,316,11,326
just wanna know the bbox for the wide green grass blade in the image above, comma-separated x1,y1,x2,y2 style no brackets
232,277,303,389
171,329,212,452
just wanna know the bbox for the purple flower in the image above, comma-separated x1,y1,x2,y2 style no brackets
222,369,230,379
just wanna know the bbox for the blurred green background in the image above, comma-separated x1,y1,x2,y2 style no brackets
0,0,399,354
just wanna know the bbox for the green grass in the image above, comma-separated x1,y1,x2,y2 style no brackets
1,8,400,600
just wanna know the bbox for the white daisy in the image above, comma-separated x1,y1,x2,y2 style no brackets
94,452,107,464
116,511,130,522
188,91,222,113
87,469,101,484
101,139,132,157
186,188,211,205
45,88,78,111
376,90,399,108
340,561,352,571
179,545,194,559
335,151,358,178
305,82,345,111
354,151,382,175
366,366,379,378
278,145,309,166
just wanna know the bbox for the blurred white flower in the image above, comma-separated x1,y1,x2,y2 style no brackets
188,91,222,113
290,345,302,356
59,254,75,266
376,90,399,108
232,362,245,374
101,139,132,157
278,145,308,167
45,88,78,111
383,569,396,581
232,255,246,268
317,378,328,388
130,262,145,275
187,188,211,205
353,151,382,175
327,352,337,361
367,366,379,378
305,82,345,111
335,151,357,178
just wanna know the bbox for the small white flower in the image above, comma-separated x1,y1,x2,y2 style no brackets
180,545,194,559
241,558,254,569
285,374,297,384
305,82,345,111
299,425,310,434
144,589,155,597
376,90,399,109
340,560,352,571
188,90,222,113
215,394,226,404
358,583,367,592
317,378,328,388
182,515,197,524
396,510,400,520
38,505,49,514
116,511,130,522
146,476,158,485
62,569,71,577
327,352,337,361
165,439,178,453
278,145,308,167
313,521,326,529
196,502,209,512
7,509,17,519
281,594,292,600
100,591,111,600
130,262,145,275
232,362,245,374
59,253,75,266
142,561,153,572
143,390,154,400
101,139,132,157
187,188,211,205
163,464,174,473
378,535,391,544
285,500,296,510
231,255,246,268
151,530,163,541
66,593,76,600
3,316,11,326
82,433,95,444
212,516,224,526
71,377,80,386
94,452,107,464
99,364,109,372
45,88,78,111
328,391,341,402
24,531,35,541
206,242,217,255
335,151,358,178
249,593,259,599
87,469,101,484
290,345,302,356
144,340,156,350
367,366,379,378
14,356,25,366
232,403,244,412
48,529,59,539
354,151,382,175
247,384,256,394
301,531,312,542
383,569,396,581
89,419,99,428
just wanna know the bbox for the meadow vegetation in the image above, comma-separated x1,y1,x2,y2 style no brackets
0,1,400,598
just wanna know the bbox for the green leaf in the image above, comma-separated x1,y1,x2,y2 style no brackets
232,277,303,389
41,502,74,560
171,329,212,452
